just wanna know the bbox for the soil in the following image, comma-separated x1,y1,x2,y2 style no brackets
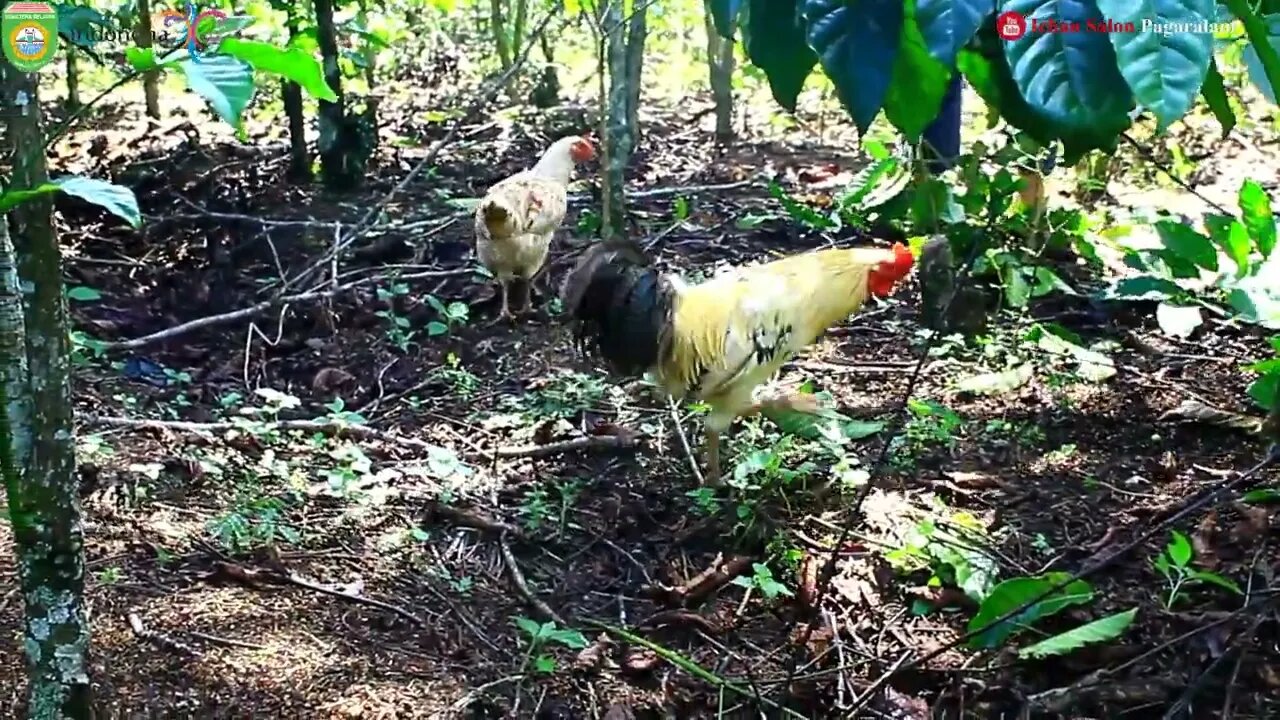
1,69,1279,720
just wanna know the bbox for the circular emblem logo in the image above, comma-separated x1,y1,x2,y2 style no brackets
996,10,1027,41
9,21,47,60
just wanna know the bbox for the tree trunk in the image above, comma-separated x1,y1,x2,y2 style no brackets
133,0,160,119
510,0,528,67
283,14,311,182
703,0,734,142
601,0,631,240
489,0,512,69
314,0,358,190
623,3,647,140
1,59,93,720
64,50,80,112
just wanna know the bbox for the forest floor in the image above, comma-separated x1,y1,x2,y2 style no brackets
2,74,1280,719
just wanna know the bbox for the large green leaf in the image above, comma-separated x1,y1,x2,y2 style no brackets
1018,608,1138,659
1000,0,1134,138
916,0,993,66
1227,256,1280,329
218,38,338,102
958,47,1056,147
179,55,256,130
1204,213,1253,274
1095,0,1215,132
1239,179,1277,258
742,0,819,111
1155,220,1218,271
1199,58,1237,136
967,572,1094,649
0,176,140,228
883,1,953,140
1231,5,1280,104
803,0,906,132
709,0,746,37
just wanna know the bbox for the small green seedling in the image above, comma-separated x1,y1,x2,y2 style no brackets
731,562,793,599
1153,530,1242,609
514,617,588,674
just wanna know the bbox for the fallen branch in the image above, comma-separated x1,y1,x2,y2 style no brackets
98,267,469,351
127,612,200,657
277,571,425,627
492,433,638,459
667,399,706,486
429,502,525,538
672,554,754,608
87,415,439,451
187,630,266,651
636,609,721,634
498,533,565,625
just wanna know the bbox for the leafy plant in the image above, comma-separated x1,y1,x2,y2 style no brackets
1153,530,1243,608
731,562,793,599
514,617,589,675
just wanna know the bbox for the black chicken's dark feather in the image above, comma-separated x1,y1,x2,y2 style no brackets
558,239,675,378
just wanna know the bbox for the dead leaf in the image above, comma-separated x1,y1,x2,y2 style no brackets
621,648,659,674
797,553,819,610
602,704,635,720
1192,511,1219,570
1159,399,1263,434
944,470,1005,489
574,634,612,670
311,367,355,394
1229,502,1272,544
881,686,930,720
906,585,974,611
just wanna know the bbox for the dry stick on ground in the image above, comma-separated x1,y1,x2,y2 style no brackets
277,9,562,297
276,571,426,627
429,501,525,538
98,266,470,351
498,532,566,625
491,433,638,459
127,612,200,657
667,398,706,486
87,415,441,451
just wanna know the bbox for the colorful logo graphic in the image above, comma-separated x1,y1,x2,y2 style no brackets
996,10,1027,40
2,0,58,72
156,0,225,63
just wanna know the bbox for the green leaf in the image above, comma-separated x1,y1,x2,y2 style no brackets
217,38,338,102
53,176,142,228
802,0,905,132
1017,608,1138,659
514,616,542,641
954,363,1034,396
533,654,557,673
125,47,159,71
1167,530,1192,567
1199,59,1236,137
1095,0,1215,132
1233,6,1280,104
915,0,992,66
66,286,101,302
1155,221,1218,271
1242,487,1280,503
1238,179,1276,258
0,183,57,212
179,55,256,130
967,572,1094,649
1155,302,1203,338
1204,213,1252,273
884,1,953,141
709,0,745,37
759,393,884,441
1226,256,1280,330
58,4,110,49
1002,0,1134,138
1247,373,1278,410
743,0,819,111
547,628,589,649
1188,569,1244,595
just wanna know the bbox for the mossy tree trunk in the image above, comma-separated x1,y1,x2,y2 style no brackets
314,0,360,190
702,0,734,142
1,58,93,720
600,0,647,240
133,0,160,119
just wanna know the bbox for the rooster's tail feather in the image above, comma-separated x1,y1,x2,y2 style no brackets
559,239,675,377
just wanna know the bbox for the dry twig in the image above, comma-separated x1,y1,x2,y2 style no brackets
498,533,566,625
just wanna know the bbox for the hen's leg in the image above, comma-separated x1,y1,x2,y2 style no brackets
489,281,514,324
509,277,534,315
703,429,722,486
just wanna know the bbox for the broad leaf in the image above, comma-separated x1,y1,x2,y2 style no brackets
967,572,1094,649
1232,5,1280,104
1018,608,1138,659
743,0,819,111
3,176,142,228
709,0,746,38
1248,373,1278,410
218,38,338,102
915,0,992,66
1227,256,1280,329
1156,302,1203,338
958,46,1056,147
1001,0,1134,138
1095,0,1215,132
803,0,906,132
1200,58,1237,136
58,4,110,49
884,1,953,141
1204,213,1252,273
1155,221,1218,271
954,363,1034,396
1167,530,1192,566
179,55,256,130
1106,275,1184,301
66,286,101,301
1238,179,1276,258
125,47,159,71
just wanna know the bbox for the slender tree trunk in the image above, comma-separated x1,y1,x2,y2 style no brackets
133,0,160,118
510,0,528,65
283,14,310,182
489,0,512,69
1,60,93,720
314,0,358,190
623,3,647,140
703,1,734,142
64,50,80,111
601,0,630,239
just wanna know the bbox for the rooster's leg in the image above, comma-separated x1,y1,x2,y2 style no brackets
490,282,515,324
703,430,722,486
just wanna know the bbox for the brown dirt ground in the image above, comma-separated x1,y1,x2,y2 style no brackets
2,69,1280,720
